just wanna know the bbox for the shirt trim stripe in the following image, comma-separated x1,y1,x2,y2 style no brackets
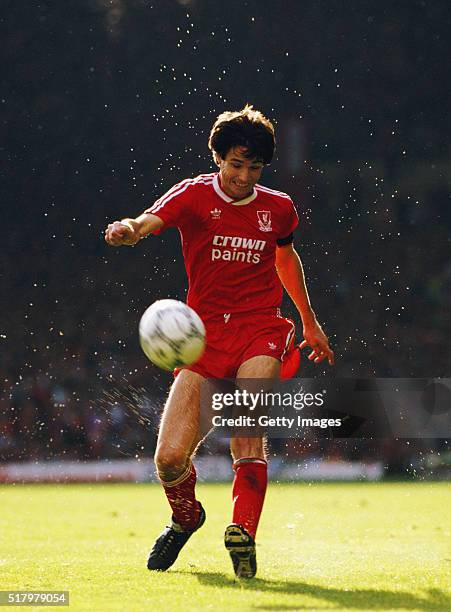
154,175,214,205
256,184,292,200
147,177,213,214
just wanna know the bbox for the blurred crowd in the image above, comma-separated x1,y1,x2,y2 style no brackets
1,1,449,470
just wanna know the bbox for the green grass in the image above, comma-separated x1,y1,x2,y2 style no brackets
0,482,449,611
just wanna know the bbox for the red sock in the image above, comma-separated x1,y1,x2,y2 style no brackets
232,458,268,539
160,462,200,531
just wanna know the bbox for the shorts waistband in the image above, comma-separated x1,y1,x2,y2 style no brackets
198,307,282,324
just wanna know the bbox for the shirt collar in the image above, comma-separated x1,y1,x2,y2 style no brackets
213,174,257,206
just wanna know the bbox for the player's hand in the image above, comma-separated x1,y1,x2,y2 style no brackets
104,220,140,246
300,320,334,366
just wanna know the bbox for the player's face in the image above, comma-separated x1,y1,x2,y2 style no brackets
217,146,264,199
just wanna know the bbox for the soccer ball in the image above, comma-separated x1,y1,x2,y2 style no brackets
139,299,206,371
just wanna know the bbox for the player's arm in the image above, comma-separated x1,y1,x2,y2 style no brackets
104,212,164,246
275,243,334,365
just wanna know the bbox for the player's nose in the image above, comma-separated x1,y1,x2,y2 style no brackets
237,168,250,183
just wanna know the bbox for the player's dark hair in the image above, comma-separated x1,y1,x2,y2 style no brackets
208,104,275,165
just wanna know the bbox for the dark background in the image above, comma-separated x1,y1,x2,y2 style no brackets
1,0,449,468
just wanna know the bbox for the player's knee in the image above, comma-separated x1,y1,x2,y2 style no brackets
230,437,265,460
154,447,189,480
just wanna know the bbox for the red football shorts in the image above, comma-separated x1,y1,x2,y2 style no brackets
178,310,295,379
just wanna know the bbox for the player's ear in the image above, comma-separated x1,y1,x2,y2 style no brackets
213,151,222,167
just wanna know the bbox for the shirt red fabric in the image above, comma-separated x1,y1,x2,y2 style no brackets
145,173,299,319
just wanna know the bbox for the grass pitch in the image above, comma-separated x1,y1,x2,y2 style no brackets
0,482,449,611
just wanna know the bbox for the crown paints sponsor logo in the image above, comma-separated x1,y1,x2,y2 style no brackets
212,235,266,250
211,235,266,264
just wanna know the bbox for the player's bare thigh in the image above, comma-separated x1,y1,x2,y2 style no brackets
155,369,205,480
230,355,280,461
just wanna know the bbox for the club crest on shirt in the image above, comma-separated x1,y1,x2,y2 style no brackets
210,208,222,219
257,210,272,232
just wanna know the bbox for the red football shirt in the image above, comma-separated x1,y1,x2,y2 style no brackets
145,173,299,319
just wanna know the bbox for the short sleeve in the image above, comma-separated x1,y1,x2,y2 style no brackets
144,179,194,230
279,197,299,239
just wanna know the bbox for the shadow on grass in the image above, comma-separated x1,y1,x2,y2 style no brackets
174,571,449,610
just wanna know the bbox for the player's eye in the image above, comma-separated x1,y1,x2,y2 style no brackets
232,164,242,168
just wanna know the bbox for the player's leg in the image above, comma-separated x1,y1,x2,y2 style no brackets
155,368,204,481
148,369,206,571
225,355,280,578
231,354,279,534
